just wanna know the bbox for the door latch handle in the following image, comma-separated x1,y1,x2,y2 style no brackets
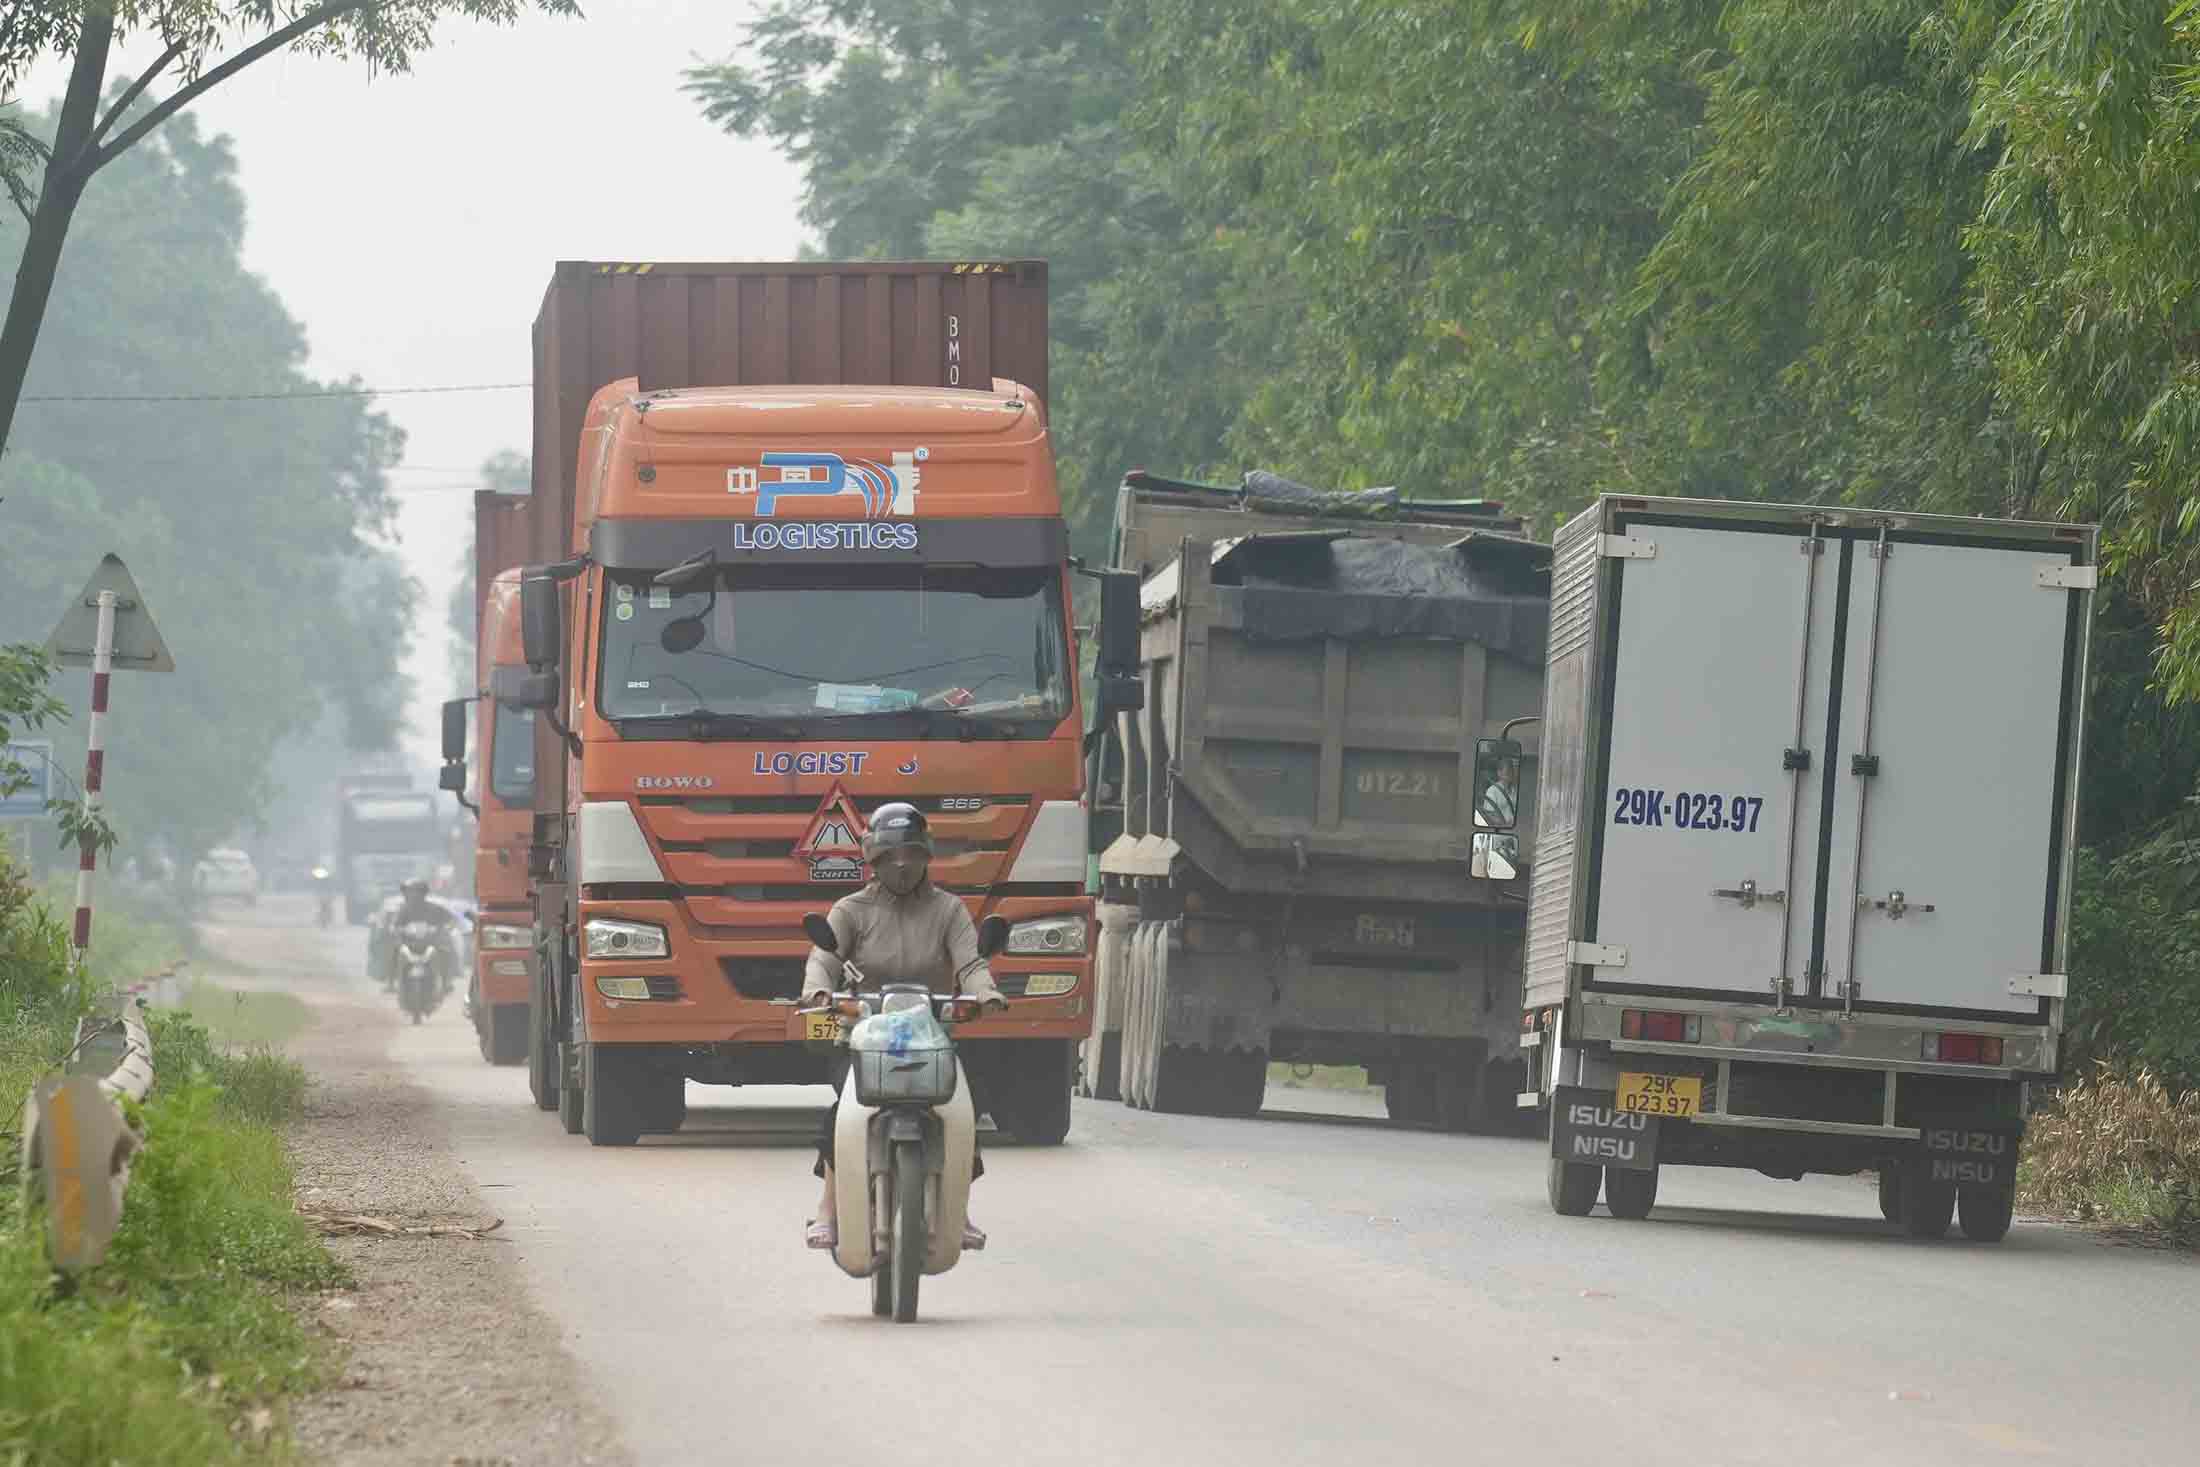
1711,879,1786,910
1861,890,1935,920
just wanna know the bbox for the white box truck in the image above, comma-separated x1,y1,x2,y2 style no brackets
1508,495,2095,1241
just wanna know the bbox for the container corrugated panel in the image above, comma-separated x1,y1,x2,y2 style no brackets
473,492,533,631
1523,507,1607,1009
530,260,1049,564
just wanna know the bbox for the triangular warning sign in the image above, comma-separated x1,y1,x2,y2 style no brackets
796,781,867,858
44,554,174,673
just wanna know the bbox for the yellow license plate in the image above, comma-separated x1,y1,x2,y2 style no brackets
1617,1071,1700,1118
804,1012,840,1042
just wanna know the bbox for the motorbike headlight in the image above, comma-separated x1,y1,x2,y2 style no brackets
584,918,670,960
477,923,532,951
1005,914,1087,956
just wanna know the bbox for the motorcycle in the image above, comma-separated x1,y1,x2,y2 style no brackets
800,910,1007,1323
311,866,334,928
393,918,449,1025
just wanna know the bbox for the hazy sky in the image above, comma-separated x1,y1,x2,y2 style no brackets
32,3,805,771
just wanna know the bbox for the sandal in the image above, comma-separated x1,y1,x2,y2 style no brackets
805,1218,837,1250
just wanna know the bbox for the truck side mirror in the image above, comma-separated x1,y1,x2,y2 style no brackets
520,571,561,669
1095,569,1144,715
1472,737,1524,832
438,763,468,795
440,698,468,762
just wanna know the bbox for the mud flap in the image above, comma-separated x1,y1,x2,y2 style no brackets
1549,1085,1659,1172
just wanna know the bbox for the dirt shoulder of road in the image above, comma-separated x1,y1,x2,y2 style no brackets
281,991,630,1467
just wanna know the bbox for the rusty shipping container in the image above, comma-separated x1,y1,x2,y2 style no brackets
527,259,1050,565
472,491,534,633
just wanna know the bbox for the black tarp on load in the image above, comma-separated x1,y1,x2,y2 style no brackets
1210,532,1550,661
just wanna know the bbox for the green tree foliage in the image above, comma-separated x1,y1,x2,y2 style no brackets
0,108,416,871
0,1,579,464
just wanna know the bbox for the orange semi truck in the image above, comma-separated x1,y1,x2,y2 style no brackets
490,261,1138,1147
440,493,538,1066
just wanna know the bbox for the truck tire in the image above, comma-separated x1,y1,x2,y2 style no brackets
996,1040,1074,1145
1548,1155,1601,1216
582,1043,642,1147
528,967,560,1111
484,1003,528,1067
1386,1064,1435,1126
1604,1165,1659,1220
1957,1185,2014,1243
1876,1168,1905,1223
1205,1048,1267,1119
1904,1176,1957,1239
891,1140,925,1323
639,1072,687,1135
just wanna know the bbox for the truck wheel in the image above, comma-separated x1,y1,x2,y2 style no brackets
484,1003,527,1066
582,1043,642,1147
1151,1045,1210,1114
558,1043,586,1135
996,1040,1074,1145
1604,1165,1659,1220
891,1140,925,1323
1957,1185,2014,1243
1548,1156,1601,1216
1904,1177,1956,1239
528,969,560,1111
639,1072,687,1135
1385,1064,1435,1126
1208,1048,1267,1119
1876,1168,1905,1223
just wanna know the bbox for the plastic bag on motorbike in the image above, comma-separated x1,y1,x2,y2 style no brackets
848,1004,957,1106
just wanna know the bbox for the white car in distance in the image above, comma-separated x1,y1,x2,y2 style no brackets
192,847,260,905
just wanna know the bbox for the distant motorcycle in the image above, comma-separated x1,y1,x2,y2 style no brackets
311,866,334,928
393,919,449,1025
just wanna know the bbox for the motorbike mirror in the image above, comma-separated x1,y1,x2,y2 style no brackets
976,914,1010,959
802,913,839,952
660,617,706,655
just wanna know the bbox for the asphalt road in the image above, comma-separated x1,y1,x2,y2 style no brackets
208,900,2200,1467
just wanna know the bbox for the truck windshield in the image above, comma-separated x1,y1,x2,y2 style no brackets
489,708,536,803
598,566,1071,738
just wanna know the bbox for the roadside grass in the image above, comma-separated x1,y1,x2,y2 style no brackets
2019,1065,2200,1244
2,850,342,1463
1268,1062,1373,1093
182,980,317,1050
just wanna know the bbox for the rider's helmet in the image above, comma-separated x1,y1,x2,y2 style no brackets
863,803,932,895
861,803,932,861
399,877,430,904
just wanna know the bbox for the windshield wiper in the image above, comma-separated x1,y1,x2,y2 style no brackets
615,710,807,740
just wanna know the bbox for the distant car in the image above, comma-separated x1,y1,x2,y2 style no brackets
192,848,260,905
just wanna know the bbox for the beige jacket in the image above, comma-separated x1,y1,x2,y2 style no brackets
801,881,1004,1004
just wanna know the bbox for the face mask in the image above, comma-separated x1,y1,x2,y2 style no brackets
876,852,927,895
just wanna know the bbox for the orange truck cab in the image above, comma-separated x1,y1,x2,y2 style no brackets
463,569,539,1064
501,261,1141,1148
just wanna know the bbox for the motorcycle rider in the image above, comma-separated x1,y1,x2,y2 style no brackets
803,803,1006,1252
381,878,462,998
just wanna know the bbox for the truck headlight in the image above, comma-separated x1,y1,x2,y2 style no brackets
584,918,669,959
478,922,532,951
1006,915,1087,956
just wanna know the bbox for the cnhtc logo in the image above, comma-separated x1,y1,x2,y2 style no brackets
728,449,925,518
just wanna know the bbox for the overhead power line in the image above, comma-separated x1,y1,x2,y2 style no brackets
19,381,530,404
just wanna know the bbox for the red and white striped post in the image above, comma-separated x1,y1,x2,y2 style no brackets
70,587,117,973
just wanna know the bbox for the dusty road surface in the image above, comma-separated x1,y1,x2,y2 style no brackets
206,899,2200,1467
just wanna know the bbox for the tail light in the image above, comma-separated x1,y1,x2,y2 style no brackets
1621,1009,1701,1043
1925,1033,2004,1065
